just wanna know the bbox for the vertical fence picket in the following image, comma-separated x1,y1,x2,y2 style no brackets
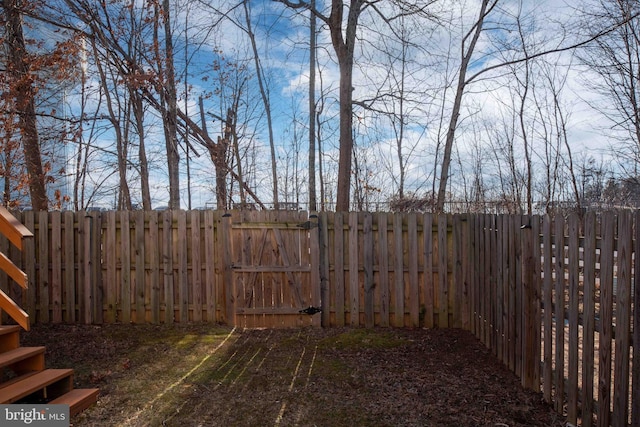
319,212,330,326
134,211,145,323
120,212,131,323
334,212,345,326
394,214,405,327
203,211,216,323
378,212,389,327
163,210,174,324
191,211,202,322
582,211,597,427
542,214,553,403
567,213,580,425
364,213,374,328
452,214,462,329
485,215,493,349
613,211,632,426
438,214,448,328
148,211,160,324
423,213,434,329
50,212,61,323
553,214,565,413
633,210,640,427
408,213,419,328
63,211,75,322
349,212,359,327
599,212,615,427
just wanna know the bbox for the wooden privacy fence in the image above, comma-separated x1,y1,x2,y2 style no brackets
0,209,637,426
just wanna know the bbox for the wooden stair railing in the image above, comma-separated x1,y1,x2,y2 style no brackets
0,208,99,417
0,206,32,331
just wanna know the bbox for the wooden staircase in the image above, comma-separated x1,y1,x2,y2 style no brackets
0,325,99,416
0,206,98,417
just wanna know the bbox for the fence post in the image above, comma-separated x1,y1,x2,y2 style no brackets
521,215,536,390
220,212,234,326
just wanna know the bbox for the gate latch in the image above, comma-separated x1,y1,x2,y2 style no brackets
299,306,322,315
297,221,318,229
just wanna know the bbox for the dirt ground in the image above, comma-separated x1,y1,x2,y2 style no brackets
21,324,566,427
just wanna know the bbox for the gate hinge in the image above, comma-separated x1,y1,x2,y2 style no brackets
297,221,318,229
299,306,322,315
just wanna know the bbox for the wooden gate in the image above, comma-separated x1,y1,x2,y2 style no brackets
225,210,321,328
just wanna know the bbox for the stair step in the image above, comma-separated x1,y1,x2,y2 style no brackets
0,325,21,353
50,388,99,417
0,369,73,404
0,346,45,372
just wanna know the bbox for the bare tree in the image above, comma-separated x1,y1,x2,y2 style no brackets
2,0,49,210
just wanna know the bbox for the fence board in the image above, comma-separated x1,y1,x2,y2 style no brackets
598,212,615,427
613,211,632,426
553,214,565,413
423,213,434,329
582,211,597,427
163,211,174,324
147,212,159,323
334,212,345,326
438,215,448,328
204,211,215,323
319,213,330,326
51,212,61,323
349,213,359,326
394,214,405,327
633,210,640,427
542,215,553,403
120,212,131,323
364,213,374,328
378,213,390,327
63,211,75,322
567,213,580,425
191,211,202,323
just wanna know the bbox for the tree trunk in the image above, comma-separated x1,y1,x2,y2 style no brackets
436,0,494,212
243,0,278,208
330,0,362,212
159,0,181,209
3,0,48,211
308,0,317,212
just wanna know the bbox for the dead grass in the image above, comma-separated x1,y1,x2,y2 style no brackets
21,324,566,427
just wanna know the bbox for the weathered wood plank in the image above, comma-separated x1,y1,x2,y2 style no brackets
633,210,640,427
394,214,405,327
408,213,419,328
581,211,596,427
598,212,615,427
134,211,145,323
319,212,330,326
191,211,202,322
438,214,448,328
613,211,632,426
333,212,344,326
363,213,374,328
220,212,233,326
204,211,216,323
378,213,389,327
553,213,565,414
50,212,62,323
162,210,174,324
63,211,75,322
349,212,359,326
542,214,553,404
120,211,131,323
423,213,434,329
566,213,579,424
147,211,160,324
309,212,321,327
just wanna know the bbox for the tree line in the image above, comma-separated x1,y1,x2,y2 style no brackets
1,0,639,213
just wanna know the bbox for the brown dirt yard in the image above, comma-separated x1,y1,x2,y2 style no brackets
21,324,566,427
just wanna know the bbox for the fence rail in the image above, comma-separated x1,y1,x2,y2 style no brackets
0,209,636,426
